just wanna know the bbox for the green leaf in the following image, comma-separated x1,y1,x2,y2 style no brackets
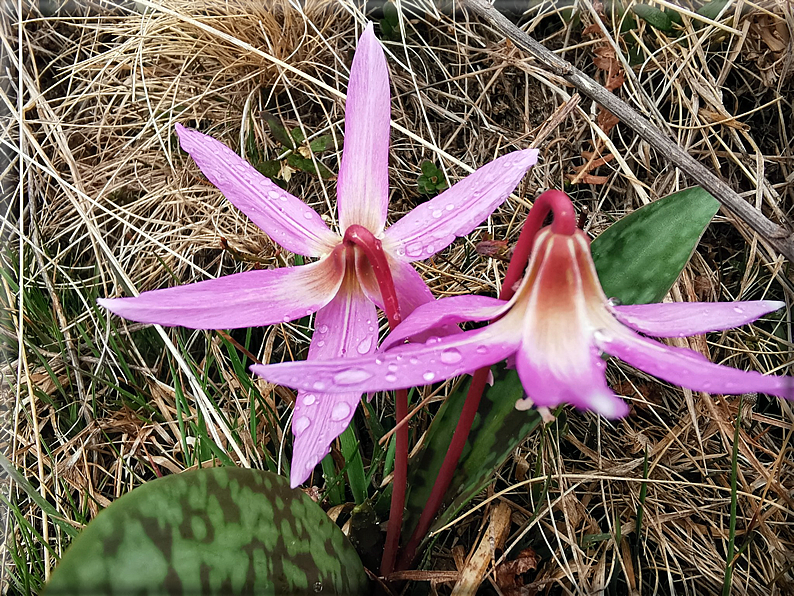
402,366,542,541
309,135,333,153
697,0,729,21
290,127,306,145
591,186,720,305
262,111,295,150
46,468,369,596
285,153,335,179
632,4,674,31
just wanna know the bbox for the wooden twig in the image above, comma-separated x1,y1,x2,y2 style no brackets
462,0,794,262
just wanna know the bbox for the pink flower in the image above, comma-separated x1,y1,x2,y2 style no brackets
98,23,539,486
251,208,793,417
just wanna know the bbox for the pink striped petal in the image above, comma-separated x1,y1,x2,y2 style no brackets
382,295,508,351
288,284,377,487
612,300,785,338
596,328,794,399
251,325,517,394
98,249,345,329
176,124,338,257
384,148,539,261
337,23,390,234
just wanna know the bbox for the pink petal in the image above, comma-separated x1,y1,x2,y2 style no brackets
612,300,785,338
337,23,390,234
288,284,378,487
381,294,508,351
384,148,539,261
596,328,794,399
514,341,629,419
176,124,338,257
98,249,345,329
251,324,517,394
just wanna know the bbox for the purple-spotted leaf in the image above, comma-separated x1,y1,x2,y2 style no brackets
46,468,368,595
400,365,542,543
590,187,720,305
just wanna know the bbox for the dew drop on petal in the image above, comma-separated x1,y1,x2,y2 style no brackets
446,203,455,211
280,195,288,201
425,244,435,254
318,325,329,334
385,373,397,382
294,416,310,435
330,402,351,421
409,357,419,365
375,357,384,365
387,363,398,373
313,381,326,391
440,348,463,364
268,190,281,199
423,371,436,382
333,368,373,386
316,340,325,347
302,394,316,406
303,211,314,220
357,337,373,354
476,345,488,354
607,297,622,307
733,307,744,314
406,242,424,258
432,209,443,218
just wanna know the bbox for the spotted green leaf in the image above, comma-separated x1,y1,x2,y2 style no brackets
46,468,368,596
591,187,720,305
632,4,674,31
402,366,542,542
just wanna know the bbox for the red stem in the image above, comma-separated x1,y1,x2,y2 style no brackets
341,225,406,576
395,189,577,571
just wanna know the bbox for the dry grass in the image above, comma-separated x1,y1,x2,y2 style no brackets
2,0,794,594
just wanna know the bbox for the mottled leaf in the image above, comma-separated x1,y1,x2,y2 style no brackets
402,366,542,542
46,468,369,596
262,111,295,150
697,0,729,21
591,187,719,305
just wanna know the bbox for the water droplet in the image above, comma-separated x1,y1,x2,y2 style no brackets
283,315,291,322
312,381,326,391
405,242,424,258
303,394,316,406
446,203,455,211
425,244,435,254
318,325,329,334
387,363,398,373
423,371,436,382
409,357,419,365
303,211,314,220
476,345,488,354
593,329,613,343
432,209,443,218
331,402,351,421
333,368,373,386
607,297,622,307
294,416,310,435
280,194,288,201
357,337,373,354
426,336,440,345
440,348,463,364
385,373,397,382
733,307,744,314
316,340,325,347
268,189,281,199
375,357,384,365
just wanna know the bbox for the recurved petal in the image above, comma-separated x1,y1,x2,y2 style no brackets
98,249,345,329
337,23,390,234
176,124,338,257
612,300,785,338
596,328,794,399
285,282,377,487
381,294,509,351
383,148,539,262
251,324,517,394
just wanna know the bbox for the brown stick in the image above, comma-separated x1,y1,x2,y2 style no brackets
462,0,794,262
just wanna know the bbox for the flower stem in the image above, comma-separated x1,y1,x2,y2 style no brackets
395,189,576,570
341,224,406,576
